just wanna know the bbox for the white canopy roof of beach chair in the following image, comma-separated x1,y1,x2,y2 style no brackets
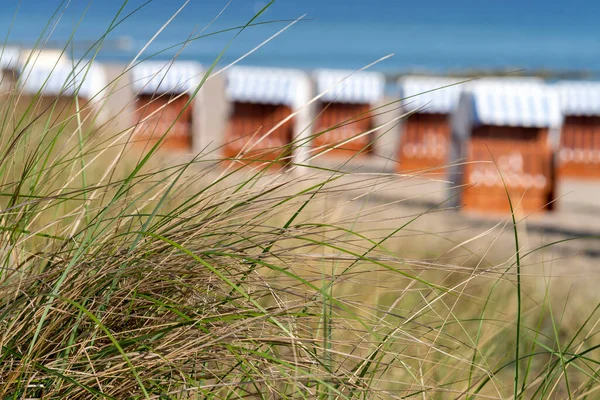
226,66,310,109
314,69,384,104
452,78,563,148
398,75,465,114
0,47,20,70
466,79,561,128
131,60,203,95
19,60,107,101
554,80,600,117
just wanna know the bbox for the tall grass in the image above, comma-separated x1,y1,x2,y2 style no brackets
0,1,599,398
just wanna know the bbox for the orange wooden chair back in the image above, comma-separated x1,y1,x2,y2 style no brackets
398,112,450,173
223,102,294,169
462,126,555,214
313,102,373,159
558,115,600,179
134,93,193,150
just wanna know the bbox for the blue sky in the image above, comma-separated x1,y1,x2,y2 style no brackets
1,1,599,73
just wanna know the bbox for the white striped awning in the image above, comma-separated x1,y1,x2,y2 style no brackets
467,79,562,128
19,60,107,100
315,69,384,104
399,75,465,114
0,47,20,70
226,66,310,108
131,61,203,95
554,80,600,117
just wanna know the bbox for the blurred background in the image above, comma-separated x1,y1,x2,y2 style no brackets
1,0,599,78
3,0,600,220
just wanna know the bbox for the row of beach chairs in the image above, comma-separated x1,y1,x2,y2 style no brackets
2,49,599,215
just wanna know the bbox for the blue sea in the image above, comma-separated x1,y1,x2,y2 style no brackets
1,0,600,75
